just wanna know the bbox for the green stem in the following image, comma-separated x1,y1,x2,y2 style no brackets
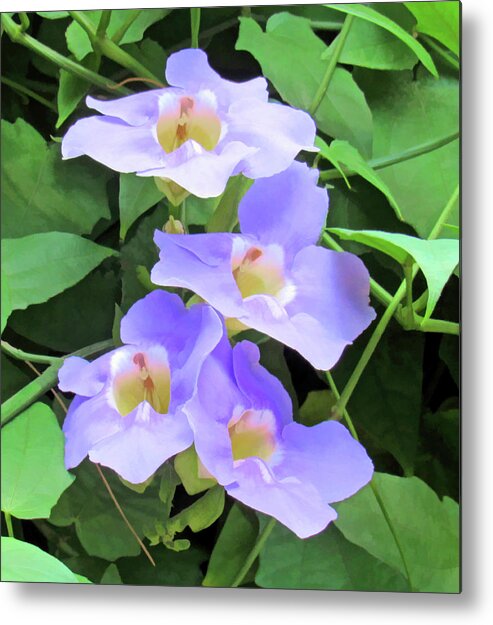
1,339,114,427
190,8,201,49
403,260,415,328
96,9,112,38
112,10,141,44
69,11,159,82
180,198,188,232
231,517,277,588
417,318,459,335
4,513,14,538
18,12,30,32
319,131,459,182
1,14,127,94
412,290,428,313
309,14,354,116
325,371,359,440
428,184,460,241
420,33,459,71
1,76,57,112
309,20,344,31
1,341,61,365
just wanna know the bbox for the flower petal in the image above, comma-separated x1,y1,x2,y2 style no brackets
88,402,193,484
238,161,328,258
61,115,165,173
58,353,112,397
275,421,374,503
165,48,268,109
226,98,317,179
139,140,256,198
63,392,123,469
86,89,166,126
226,457,337,538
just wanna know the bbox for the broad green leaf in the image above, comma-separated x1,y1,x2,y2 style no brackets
119,174,164,241
2,232,116,320
440,334,459,387
100,563,123,584
206,175,253,233
317,138,403,219
57,53,99,128
1,403,74,519
335,4,418,70
168,486,225,535
333,326,423,474
117,544,206,586
186,195,222,226
330,228,459,320
1,537,91,583
325,3,438,76
174,445,217,496
122,38,167,80
203,503,259,587
66,9,171,60
299,390,335,426
355,70,459,238
9,270,118,352
335,473,459,593
405,1,460,56
50,460,167,561
236,13,373,157
1,119,111,238
1,269,12,333
256,521,407,591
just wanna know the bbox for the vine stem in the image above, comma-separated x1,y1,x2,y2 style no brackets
231,517,277,588
1,341,61,365
420,33,459,71
190,8,201,49
5,513,15,538
309,14,354,116
1,76,57,112
319,131,459,181
1,14,127,94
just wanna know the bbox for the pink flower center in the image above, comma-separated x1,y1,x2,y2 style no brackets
228,409,277,462
112,351,171,416
156,95,221,153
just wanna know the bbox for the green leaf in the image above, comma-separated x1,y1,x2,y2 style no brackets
335,473,459,593
57,53,99,128
405,1,460,56
1,403,74,519
1,270,12,333
38,11,70,19
1,232,116,322
1,355,30,402
317,138,403,219
49,460,167,561
119,174,164,241
9,270,118,352
1,537,91,583
206,175,253,233
355,70,459,238
168,486,225,535
335,4,418,70
325,3,438,76
174,445,217,496
333,326,423,474
256,522,407,591
1,119,111,238
117,544,206,586
203,503,259,587
100,563,123,584
299,390,335,426
236,13,373,157
66,9,171,60
330,228,459,320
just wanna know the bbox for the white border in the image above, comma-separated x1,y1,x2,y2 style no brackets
2,0,492,622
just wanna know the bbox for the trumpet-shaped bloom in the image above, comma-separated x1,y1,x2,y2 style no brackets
151,162,376,370
185,340,373,538
58,291,223,484
61,48,316,199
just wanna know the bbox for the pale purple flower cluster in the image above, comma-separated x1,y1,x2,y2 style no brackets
60,49,375,538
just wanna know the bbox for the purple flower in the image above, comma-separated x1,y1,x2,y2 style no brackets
58,290,223,484
151,161,376,370
61,48,316,200
185,340,373,538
